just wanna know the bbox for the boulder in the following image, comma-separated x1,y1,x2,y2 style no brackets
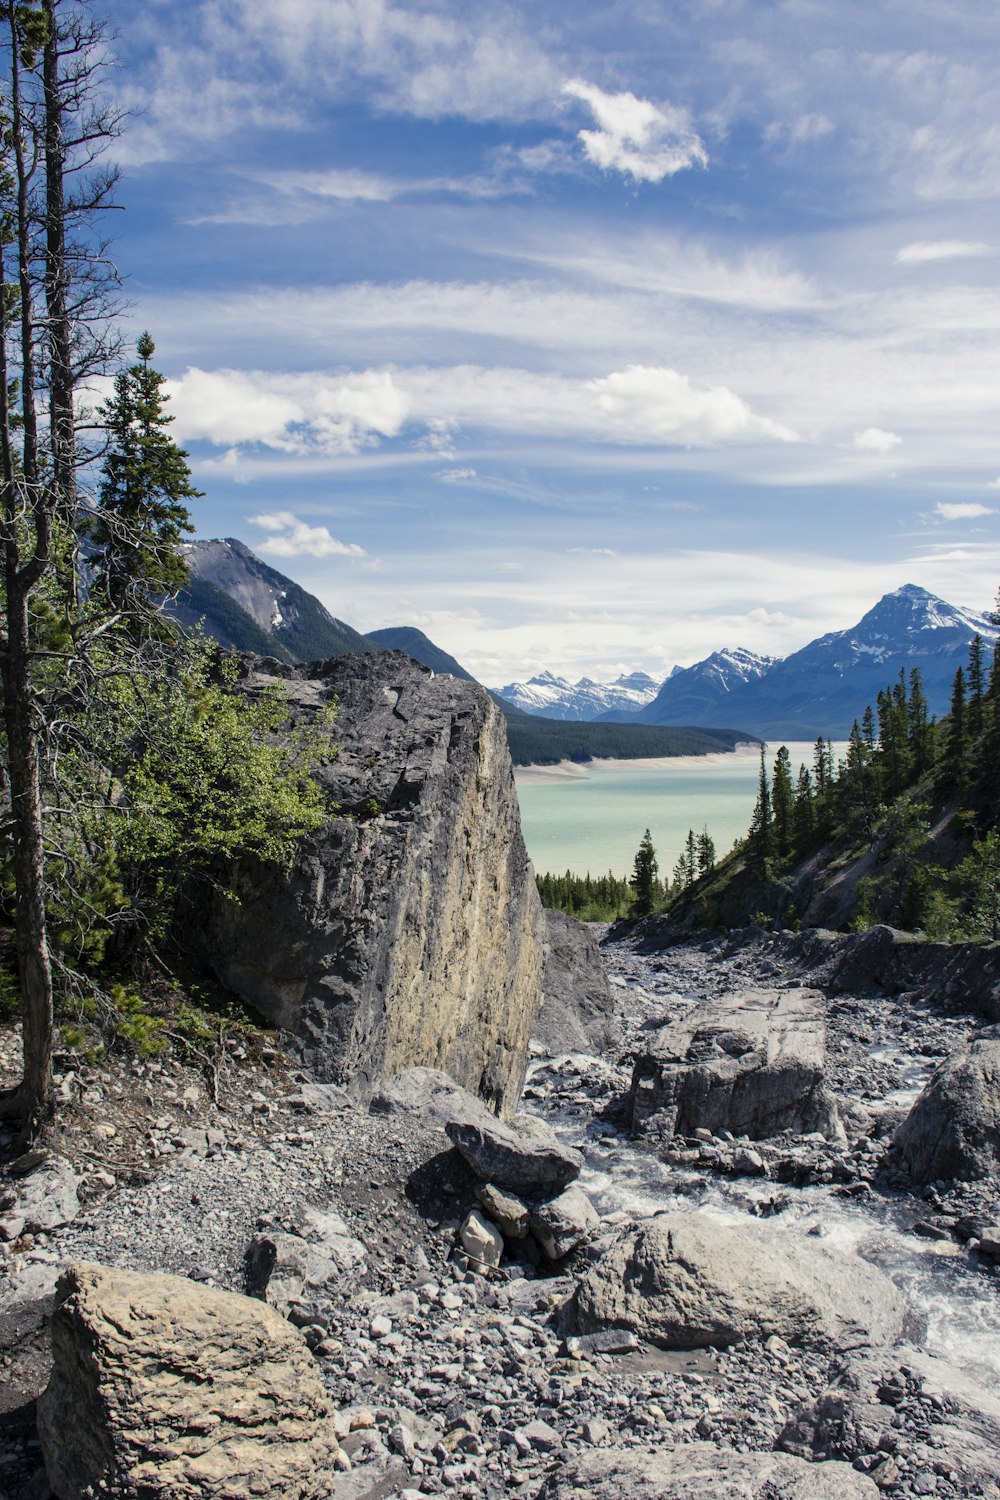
459,1209,504,1270
37,1262,341,1500
475,1182,530,1238
887,1027,1000,1183
0,1153,80,1241
629,987,842,1142
529,1185,601,1261
536,1444,879,1499
445,1111,583,1194
248,1208,367,1313
370,1065,492,1130
562,1211,903,1353
197,652,546,1117
535,911,619,1055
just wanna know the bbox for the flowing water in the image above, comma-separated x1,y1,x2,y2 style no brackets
514,742,846,879
525,944,1000,1406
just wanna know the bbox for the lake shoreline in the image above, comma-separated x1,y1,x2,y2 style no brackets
514,741,762,785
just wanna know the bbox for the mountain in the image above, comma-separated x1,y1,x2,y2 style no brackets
366,627,478,683
630,585,997,740
170,539,373,662
496,669,661,721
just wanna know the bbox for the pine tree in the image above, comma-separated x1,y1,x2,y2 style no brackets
945,667,967,788
88,332,200,627
968,634,985,740
771,746,794,860
749,747,772,865
794,764,815,848
907,667,932,775
696,826,716,875
630,829,660,916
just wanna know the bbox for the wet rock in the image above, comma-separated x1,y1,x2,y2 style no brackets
445,1111,583,1194
562,1211,904,1353
629,988,842,1143
536,911,620,1055
536,1443,879,1498
37,1262,341,1500
887,1027,1000,1183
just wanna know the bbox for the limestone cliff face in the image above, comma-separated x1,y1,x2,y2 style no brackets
200,651,545,1117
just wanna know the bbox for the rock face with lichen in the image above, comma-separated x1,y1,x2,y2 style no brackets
197,651,545,1117
37,1263,341,1500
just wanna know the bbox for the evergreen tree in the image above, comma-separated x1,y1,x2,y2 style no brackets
749,747,772,864
907,667,932,776
630,829,660,916
88,332,200,627
861,704,876,750
794,764,815,848
696,826,716,875
771,746,794,860
968,634,986,740
843,719,878,843
945,667,967,787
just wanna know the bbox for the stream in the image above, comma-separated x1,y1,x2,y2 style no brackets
523,932,1000,1409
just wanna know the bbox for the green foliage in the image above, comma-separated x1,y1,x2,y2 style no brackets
110,985,168,1058
536,869,633,922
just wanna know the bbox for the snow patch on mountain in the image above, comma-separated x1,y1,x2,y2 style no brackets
496,669,661,721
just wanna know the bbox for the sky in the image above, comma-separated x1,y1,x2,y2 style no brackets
95,0,1000,687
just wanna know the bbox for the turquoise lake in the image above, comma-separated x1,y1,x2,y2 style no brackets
515,742,841,880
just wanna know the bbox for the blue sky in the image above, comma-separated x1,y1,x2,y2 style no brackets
98,0,1000,686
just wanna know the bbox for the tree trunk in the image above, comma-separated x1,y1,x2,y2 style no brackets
0,569,55,1137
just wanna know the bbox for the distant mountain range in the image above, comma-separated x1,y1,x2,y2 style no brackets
497,669,659,720
614,584,995,739
171,541,994,745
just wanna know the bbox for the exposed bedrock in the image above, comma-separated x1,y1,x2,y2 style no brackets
198,651,546,1116
536,911,619,1055
37,1262,341,1500
628,987,842,1142
536,1444,879,1500
562,1212,905,1353
887,1025,1000,1183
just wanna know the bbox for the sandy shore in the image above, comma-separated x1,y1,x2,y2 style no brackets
513,742,762,784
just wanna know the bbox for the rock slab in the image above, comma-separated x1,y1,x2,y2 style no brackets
199,652,546,1116
537,1444,879,1499
563,1211,903,1353
445,1111,583,1194
535,911,619,1055
37,1262,341,1500
629,987,842,1141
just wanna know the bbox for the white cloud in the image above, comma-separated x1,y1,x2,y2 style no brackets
168,361,796,455
562,79,708,183
248,511,366,559
854,427,902,455
589,365,796,444
438,467,477,482
934,501,994,520
897,240,991,264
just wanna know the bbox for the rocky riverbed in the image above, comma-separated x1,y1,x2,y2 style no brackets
2,926,1000,1499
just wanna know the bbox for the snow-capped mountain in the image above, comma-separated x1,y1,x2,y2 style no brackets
496,669,661,722
632,584,997,739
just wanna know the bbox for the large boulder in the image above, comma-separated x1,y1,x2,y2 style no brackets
887,1027,1000,1183
629,987,842,1141
196,652,546,1116
37,1262,341,1500
445,1112,583,1194
535,911,619,1055
562,1212,903,1353
536,1444,879,1499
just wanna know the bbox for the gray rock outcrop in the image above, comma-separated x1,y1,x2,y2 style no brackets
629,987,842,1141
536,1444,879,1499
536,911,619,1055
198,651,546,1116
563,1212,904,1352
37,1262,341,1500
887,1026,1000,1183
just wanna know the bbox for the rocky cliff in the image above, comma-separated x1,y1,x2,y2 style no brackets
197,651,545,1116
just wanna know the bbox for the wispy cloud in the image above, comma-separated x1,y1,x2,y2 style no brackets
562,79,707,183
934,501,994,520
248,510,366,559
897,239,991,264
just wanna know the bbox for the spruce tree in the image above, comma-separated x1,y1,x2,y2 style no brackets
771,746,794,860
630,829,659,916
750,747,772,865
794,764,815,848
945,667,967,788
89,332,200,628
968,634,985,740
696,826,716,875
